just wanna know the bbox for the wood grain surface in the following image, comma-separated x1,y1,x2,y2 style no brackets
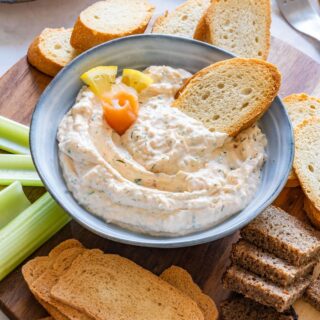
0,37,319,320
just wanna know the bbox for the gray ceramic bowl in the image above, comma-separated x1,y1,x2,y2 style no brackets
30,34,294,248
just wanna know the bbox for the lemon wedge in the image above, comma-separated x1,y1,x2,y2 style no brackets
121,69,153,93
80,66,118,98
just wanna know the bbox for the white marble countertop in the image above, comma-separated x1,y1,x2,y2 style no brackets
0,0,319,319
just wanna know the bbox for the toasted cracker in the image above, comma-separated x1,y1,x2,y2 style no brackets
31,247,94,320
51,250,204,320
22,240,86,320
160,266,218,320
48,239,83,258
23,258,68,320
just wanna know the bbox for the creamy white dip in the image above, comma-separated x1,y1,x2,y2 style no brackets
57,66,267,236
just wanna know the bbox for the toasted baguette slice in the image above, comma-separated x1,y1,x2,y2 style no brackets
283,94,320,188
283,94,320,127
71,0,155,52
28,28,78,77
294,118,320,217
194,0,271,59
160,266,218,320
152,0,210,38
240,206,320,266
221,296,298,320
173,58,280,136
222,264,311,312
231,240,316,287
51,250,204,320
304,197,320,230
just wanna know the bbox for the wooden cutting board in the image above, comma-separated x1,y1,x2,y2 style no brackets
0,37,320,320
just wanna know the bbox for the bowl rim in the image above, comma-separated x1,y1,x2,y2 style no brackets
30,34,294,248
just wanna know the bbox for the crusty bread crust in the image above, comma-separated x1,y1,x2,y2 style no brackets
294,118,320,212
152,0,210,37
152,10,169,32
193,9,212,43
70,1,155,52
174,58,281,136
286,170,300,188
28,36,61,77
283,94,320,188
193,0,271,60
304,196,320,230
28,28,77,77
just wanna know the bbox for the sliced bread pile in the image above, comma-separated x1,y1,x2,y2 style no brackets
152,0,211,38
27,0,155,77
222,206,320,314
23,239,218,320
193,0,271,59
282,94,320,188
221,295,298,320
173,58,281,136
293,117,320,230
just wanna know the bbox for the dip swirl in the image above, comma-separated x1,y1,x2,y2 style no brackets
57,66,267,236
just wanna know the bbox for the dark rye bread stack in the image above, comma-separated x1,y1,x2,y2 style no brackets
222,206,320,315
221,295,298,320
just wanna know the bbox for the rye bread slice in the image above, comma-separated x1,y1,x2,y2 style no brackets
223,264,311,312
304,277,320,311
241,206,320,266
160,265,218,320
221,295,298,320
51,250,204,320
231,240,317,287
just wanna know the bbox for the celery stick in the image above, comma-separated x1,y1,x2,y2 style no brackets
0,154,43,186
0,116,30,154
0,181,31,229
0,193,71,281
